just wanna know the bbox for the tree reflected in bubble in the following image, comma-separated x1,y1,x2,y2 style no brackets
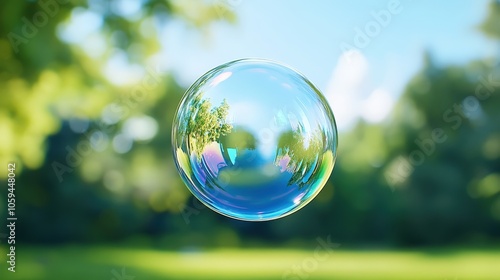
275,127,325,189
181,95,233,158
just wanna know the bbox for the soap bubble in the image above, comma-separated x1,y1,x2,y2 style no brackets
172,59,337,221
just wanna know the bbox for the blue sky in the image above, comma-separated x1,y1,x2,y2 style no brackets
162,0,497,130
59,0,497,132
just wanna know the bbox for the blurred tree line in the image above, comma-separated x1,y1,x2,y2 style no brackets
0,0,499,247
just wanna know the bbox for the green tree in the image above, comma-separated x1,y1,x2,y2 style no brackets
0,0,237,242
184,96,233,157
275,127,324,188
480,0,500,40
0,0,235,178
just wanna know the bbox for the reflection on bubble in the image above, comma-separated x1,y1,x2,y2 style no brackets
172,59,338,221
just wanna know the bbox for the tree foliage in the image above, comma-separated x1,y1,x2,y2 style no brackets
1,0,499,247
185,96,233,157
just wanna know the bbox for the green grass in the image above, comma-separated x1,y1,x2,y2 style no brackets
1,245,499,280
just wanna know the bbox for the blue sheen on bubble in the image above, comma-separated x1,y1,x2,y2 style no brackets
172,59,337,221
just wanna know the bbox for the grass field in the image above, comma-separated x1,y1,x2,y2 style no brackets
1,246,500,280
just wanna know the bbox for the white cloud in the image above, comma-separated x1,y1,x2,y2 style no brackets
325,50,370,131
361,88,394,123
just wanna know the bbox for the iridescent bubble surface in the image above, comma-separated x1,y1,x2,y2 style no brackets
172,59,337,221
